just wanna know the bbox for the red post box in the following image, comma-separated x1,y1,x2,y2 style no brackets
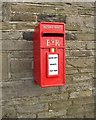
33,22,66,88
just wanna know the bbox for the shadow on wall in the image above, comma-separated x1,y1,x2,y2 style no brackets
23,31,77,41
23,32,34,41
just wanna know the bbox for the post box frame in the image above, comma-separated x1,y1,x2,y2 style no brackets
33,22,66,88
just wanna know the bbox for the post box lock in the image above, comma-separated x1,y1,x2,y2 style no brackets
33,22,66,88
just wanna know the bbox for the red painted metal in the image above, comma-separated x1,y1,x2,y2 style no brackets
33,22,66,88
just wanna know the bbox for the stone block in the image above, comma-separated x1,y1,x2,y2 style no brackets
16,103,48,114
66,15,94,33
10,58,33,79
66,68,79,75
0,86,1,97
66,41,87,50
2,22,12,30
66,57,94,68
2,22,37,31
83,103,95,112
2,31,34,41
66,23,81,31
79,90,93,97
70,91,79,98
2,96,38,107
2,40,33,51
2,3,11,22
77,33,94,41
67,105,84,115
67,50,94,57
66,32,77,40
58,85,67,93
73,73,93,82
10,59,33,73
17,113,36,118
66,81,93,92
56,4,78,15
11,72,33,80
38,109,66,118
81,26,94,34
0,53,2,82
10,13,36,22
11,3,55,14
2,80,59,100
50,100,72,110
2,52,9,80
39,92,68,103
84,111,95,118
72,96,94,105
70,89,93,99
67,112,84,118
74,2,94,8
0,30,2,40
39,93,59,103
2,31,23,40
0,16,2,23
65,41,94,51
14,22,38,30
80,67,94,73
38,14,66,23
58,92,69,100
10,51,33,58
0,22,2,30
66,75,73,84
0,105,2,120
56,115,67,118
87,41,94,50
66,16,83,26
2,106,17,118
78,8,94,15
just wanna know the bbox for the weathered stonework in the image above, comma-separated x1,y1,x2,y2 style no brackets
2,2,95,119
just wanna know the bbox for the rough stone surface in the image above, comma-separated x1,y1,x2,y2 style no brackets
10,13,36,22
2,40,33,51
38,14,66,23
2,106,17,118
2,80,59,100
2,2,95,119
2,52,9,80
38,109,66,118
16,103,48,114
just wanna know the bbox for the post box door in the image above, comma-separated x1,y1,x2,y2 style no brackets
40,48,65,87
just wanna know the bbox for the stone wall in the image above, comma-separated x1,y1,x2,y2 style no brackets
2,2,95,118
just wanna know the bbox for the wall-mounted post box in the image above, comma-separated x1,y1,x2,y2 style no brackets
33,22,66,88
